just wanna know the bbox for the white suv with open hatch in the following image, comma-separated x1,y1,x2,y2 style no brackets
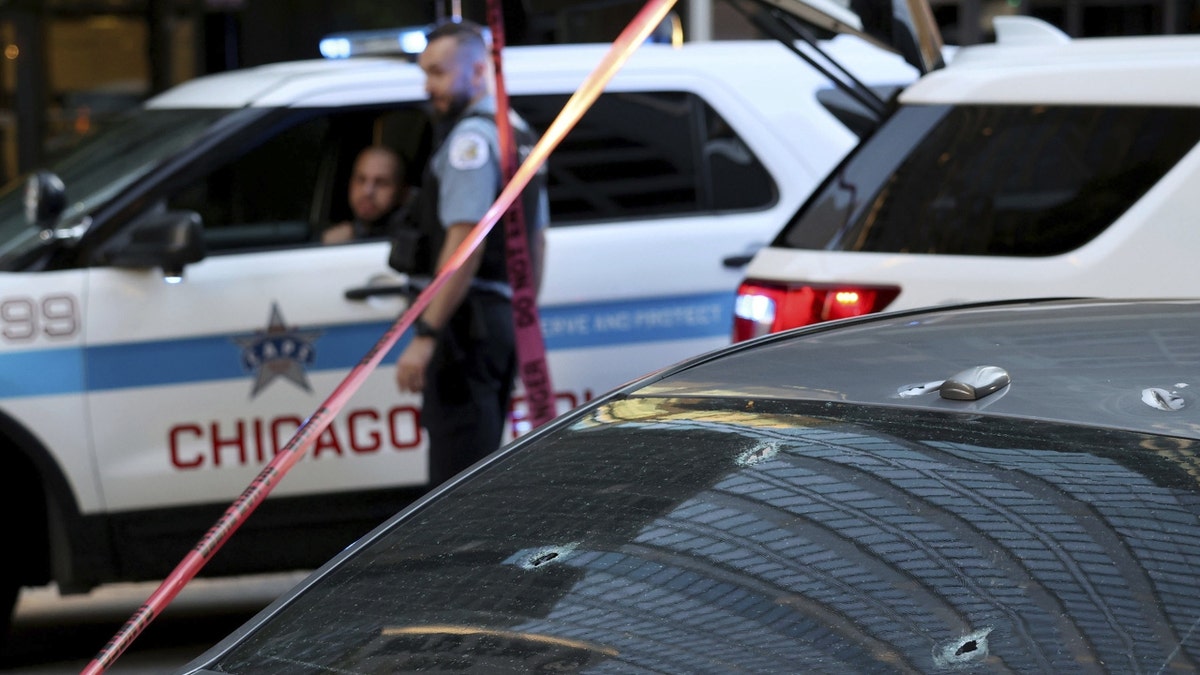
734,3,1200,341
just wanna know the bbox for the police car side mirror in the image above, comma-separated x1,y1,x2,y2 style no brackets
106,210,207,281
24,170,66,228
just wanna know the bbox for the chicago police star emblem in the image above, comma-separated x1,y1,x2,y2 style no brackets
233,302,322,397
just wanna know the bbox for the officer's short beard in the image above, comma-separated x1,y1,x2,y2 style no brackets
437,90,474,124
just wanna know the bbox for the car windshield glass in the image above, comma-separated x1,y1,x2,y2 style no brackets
202,398,1200,673
0,107,233,268
780,104,1200,255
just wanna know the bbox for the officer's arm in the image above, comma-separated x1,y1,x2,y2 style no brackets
321,221,355,245
419,221,485,332
395,224,478,394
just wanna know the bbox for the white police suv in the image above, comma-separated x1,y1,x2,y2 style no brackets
0,24,917,630
734,2,1200,341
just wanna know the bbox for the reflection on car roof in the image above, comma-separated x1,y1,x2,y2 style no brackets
641,298,1200,440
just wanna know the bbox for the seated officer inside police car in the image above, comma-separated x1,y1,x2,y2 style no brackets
322,145,415,244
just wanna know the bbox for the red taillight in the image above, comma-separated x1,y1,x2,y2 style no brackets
733,281,900,342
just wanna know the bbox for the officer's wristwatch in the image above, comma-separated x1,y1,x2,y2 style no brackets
414,318,441,339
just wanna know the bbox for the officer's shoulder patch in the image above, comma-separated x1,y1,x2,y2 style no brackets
448,130,490,171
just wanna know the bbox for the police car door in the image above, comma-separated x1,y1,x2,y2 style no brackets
84,103,432,516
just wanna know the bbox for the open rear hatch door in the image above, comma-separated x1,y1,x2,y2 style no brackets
724,0,945,131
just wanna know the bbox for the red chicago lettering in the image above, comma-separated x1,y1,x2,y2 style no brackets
312,426,344,459
211,419,248,468
271,416,303,454
387,406,422,449
347,409,382,453
167,406,422,470
169,424,204,469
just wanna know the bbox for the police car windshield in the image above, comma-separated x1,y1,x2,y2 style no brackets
0,107,233,269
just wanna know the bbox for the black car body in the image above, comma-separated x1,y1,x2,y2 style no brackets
176,298,1200,673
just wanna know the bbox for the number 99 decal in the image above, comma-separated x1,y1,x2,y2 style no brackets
1,294,80,341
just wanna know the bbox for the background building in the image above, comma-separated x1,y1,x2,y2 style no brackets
0,0,1196,185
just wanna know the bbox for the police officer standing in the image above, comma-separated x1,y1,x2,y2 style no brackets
393,19,548,487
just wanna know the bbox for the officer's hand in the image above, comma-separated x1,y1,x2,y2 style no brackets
396,337,436,392
321,222,354,244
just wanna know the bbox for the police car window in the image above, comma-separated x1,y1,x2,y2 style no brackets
0,108,230,269
160,106,432,253
781,104,1200,256
168,115,332,251
513,91,775,225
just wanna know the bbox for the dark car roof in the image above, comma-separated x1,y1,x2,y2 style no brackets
641,297,1200,440
179,298,1200,674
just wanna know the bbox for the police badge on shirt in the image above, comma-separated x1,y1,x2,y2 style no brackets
448,131,490,171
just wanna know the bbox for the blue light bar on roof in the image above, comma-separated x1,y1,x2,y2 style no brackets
319,23,495,59
319,26,430,59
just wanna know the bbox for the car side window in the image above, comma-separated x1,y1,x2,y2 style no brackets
784,104,1200,256
166,114,331,252
513,91,776,225
104,91,770,257
157,106,432,254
